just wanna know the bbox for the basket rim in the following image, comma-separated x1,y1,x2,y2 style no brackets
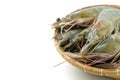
54,4,120,79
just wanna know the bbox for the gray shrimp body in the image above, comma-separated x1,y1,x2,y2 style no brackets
93,33,120,53
81,8,120,53
57,30,81,47
52,6,116,29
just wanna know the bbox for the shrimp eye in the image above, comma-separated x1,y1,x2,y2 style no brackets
57,34,63,40
56,18,61,22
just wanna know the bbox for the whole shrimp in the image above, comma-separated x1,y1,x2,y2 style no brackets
52,6,116,33
81,8,120,53
55,6,117,51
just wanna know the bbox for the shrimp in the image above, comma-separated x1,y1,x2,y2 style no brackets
56,29,81,47
81,8,120,53
93,33,120,53
53,6,119,52
53,5,120,53
53,6,120,69
52,6,117,34
63,27,90,51
52,6,117,32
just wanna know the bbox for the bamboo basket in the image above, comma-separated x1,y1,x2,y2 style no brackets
54,5,120,80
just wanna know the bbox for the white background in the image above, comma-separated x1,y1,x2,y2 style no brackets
0,0,119,80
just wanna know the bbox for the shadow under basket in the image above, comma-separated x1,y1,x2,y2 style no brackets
53,5,120,80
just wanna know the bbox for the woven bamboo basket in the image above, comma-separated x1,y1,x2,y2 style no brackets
54,5,120,80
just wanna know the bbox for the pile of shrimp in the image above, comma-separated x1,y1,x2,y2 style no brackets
52,5,120,69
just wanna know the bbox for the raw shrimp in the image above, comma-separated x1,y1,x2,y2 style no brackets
63,27,90,51
56,29,81,47
53,5,120,69
93,33,120,53
52,6,116,32
81,8,120,53
53,6,119,52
